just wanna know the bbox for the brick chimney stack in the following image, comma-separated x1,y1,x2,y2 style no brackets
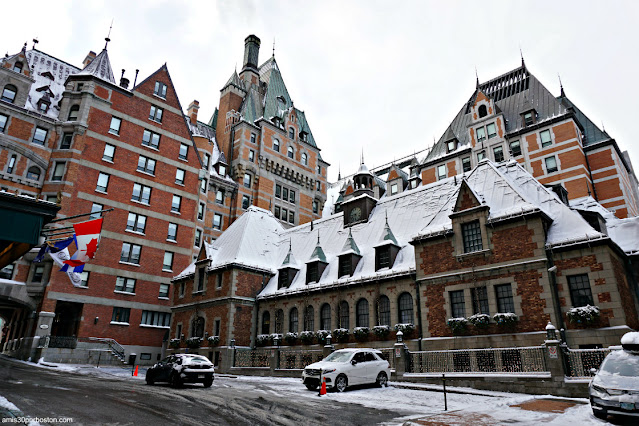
82,51,97,68
187,100,200,125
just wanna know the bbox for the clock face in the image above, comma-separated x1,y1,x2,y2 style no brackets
349,207,362,222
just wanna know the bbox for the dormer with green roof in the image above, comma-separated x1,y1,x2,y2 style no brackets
338,228,362,278
306,231,328,284
278,240,299,289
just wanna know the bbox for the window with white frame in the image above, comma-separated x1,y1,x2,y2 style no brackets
154,81,167,98
52,162,65,181
197,202,205,220
243,173,252,188
132,183,151,204
273,138,280,152
149,105,163,123
175,168,185,185
462,157,471,172
90,203,103,219
163,251,174,271
540,130,552,148
287,146,294,159
159,284,170,298
493,145,504,163
103,143,115,161
115,276,136,293
301,153,308,165
195,229,202,247
96,173,110,192
120,243,141,264
0,114,8,132
141,310,170,327
142,129,160,149
171,195,182,213
477,150,486,162
137,155,156,174
510,140,521,157
249,149,255,163
167,223,178,241
215,189,224,204
545,156,558,173
109,117,121,135
213,213,222,230
111,307,130,324
179,143,188,160
33,127,47,145
126,213,147,233
437,165,447,180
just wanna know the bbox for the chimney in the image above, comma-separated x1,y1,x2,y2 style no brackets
82,51,97,68
120,69,129,89
187,100,200,125
242,35,261,70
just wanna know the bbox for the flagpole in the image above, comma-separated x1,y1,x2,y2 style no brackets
47,208,114,223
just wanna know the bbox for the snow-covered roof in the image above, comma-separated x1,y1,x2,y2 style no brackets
76,49,115,84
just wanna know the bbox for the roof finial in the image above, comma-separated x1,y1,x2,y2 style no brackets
558,73,565,97
317,230,320,244
104,19,113,49
32,38,39,50
272,38,275,57
361,148,364,165
269,197,272,210
520,45,525,67
475,66,479,88
338,162,341,180
587,183,592,196
602,121,605,132
289,238,292,251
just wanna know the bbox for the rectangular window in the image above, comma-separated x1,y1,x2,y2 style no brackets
214,319,221,336
198,202,205,220
274,206,280,219
316,181,321,191
141,310,171,327
242,195,250,209
131,183,151,204
317,165,322,175
476,127,486,143
275,184,282,199
249,149,255,162
282,187,289,202
126,213,147,233
195,229,202,247
167,223,178,241
79,271,89,287
33,127,47,145
281,208,287,221
171,195,182,213
153,81,167,98
450,290,465,318
109,117,121,135
510,140,521,157
462,157,471,172
52,162,65,181
179,282,185,297
289,211,294,224
391,183,398,195
289,190,295,204
338,256,352,277
250,133,257,144
137,155,156,175
312,200,319,214
447,140,457,153
477,150,486,161
568,274,594,307
111,307,130,324
437,164,447,180
495,284,515,313
115,276,136,293
218,164,226,176
142,130,160,149
203,153,210,168
175,168,185,185
216,274,223,289
7,155,16,174
96,173,110,192
213,214,222,230
486,123,497,139
158,284,170,298
0,114,7,132
545,156,558,173
163,251,174,271
524,112,534,126
120,243,141,264
215,189,224,204
149,105,163,123
200,178,207,193
462,220,483,253
179,143,188,160
32,265,45,282
60,133,73,149
90,203,103,219
244,173,251,188
103,143,115,161
540,130,552,147
376,247,391,270
471,286,489,315
493,146,504,163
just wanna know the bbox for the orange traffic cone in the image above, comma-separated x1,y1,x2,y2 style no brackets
320,377,327,395
133,365,138,377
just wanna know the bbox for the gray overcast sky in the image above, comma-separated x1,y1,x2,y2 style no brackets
5,0,639,182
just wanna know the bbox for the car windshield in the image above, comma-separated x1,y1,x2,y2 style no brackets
600,351,639,377
184,356,210,363
323,351,353,362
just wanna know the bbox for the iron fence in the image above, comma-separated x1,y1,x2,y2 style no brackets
278,349,323,369
409,346,548,374
47,336,77,349
234,348,271,368
379,348,395,370
564,347,612,378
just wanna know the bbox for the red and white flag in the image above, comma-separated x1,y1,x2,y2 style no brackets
62,218,103,272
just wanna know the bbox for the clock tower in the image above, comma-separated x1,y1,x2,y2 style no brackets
342,161,378,226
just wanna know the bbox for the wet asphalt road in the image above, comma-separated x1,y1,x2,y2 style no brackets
0,356,401,425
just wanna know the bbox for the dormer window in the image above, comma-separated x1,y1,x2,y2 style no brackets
522,110,536,127
278,267,298,289
38,100,50,113
478,104,488,118
300,130,308,142
338,254,360,278
218,163,226,176
277,95,286,104
13,62,23,73
462,220,483,253
446,139,457,153
288,127,295,140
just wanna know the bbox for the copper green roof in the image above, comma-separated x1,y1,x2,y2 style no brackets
340,228,361,256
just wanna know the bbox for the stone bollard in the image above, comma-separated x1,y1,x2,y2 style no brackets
393,342,407,377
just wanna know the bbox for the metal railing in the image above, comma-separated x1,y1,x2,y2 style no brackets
279,349,323,369
379,348,395,370
86,337,126,361
564,347,612,378
234,348,271,368
47,336,78,349
409,346,548,374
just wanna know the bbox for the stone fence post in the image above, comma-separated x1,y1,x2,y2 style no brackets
393,342,407,377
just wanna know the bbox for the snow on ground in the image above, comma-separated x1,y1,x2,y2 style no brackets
0,395,40,425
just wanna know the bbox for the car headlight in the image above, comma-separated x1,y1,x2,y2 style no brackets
592,384,607,394
322,369,336,374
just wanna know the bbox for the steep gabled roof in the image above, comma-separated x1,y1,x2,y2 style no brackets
76,48,115,84
559,96,610,146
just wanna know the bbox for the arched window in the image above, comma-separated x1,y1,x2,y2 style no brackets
273,138,280,152
478,104,488,118
1,85,17,103
68,105,80,121
398,292,414,324
288,127,295,140
303,306,314,331
26,166,41,181
274,309,284,334
301,153,308,166
192,316,205,338
289,307,298,333
261,311,270,335
377,295,390,326
13,62,23,73
356,298,369,328
320,303,331,330
287,146,294,159
338,301,349,329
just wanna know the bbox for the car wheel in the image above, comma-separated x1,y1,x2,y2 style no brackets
592,408,607,420
335,375,348,393
203,378,213,388
170,372,183,388
305,384,318,391
376,372,388,388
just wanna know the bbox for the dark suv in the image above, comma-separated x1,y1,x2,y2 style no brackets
146,354,214,388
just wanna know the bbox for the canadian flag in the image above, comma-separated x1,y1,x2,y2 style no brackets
61,218,103,273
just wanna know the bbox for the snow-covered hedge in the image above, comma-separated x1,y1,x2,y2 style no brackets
186,336,202,348
468,313,490,328
394,323,415,335
333,328,350,342
270,333,283,345
256,334,271,346
284,332,298,345
493,312,518,326
566,305,600,325
169,338,181,348
207,335,220,346
353,327,370,341
300,331,315,344
373,325,390,338
447,318,468,334
315,330,330,343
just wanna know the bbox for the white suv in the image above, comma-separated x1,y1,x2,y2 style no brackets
302,348,391,392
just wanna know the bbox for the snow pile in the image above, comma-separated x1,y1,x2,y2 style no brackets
621,331,639,346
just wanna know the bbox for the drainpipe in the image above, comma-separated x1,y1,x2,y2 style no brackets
545,249,567,343
414,277,423,351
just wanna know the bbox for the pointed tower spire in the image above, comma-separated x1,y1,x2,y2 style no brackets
558,73,565,97
105,19,113,50
475,66,479,88
340,228,361,256
520,46,525,67
308,230,327,263
281,238,298,267
338,163,341,181
378,211,399,246
77,47,115,84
